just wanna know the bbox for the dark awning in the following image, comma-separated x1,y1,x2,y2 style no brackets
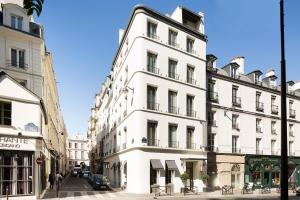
166,160,178,170
150,159,164,170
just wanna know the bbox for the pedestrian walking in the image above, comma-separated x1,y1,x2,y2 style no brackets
55,171,63,197
48,172,54,189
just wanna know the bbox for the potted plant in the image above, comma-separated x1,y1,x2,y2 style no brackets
180,171,189,187
200,172,210,191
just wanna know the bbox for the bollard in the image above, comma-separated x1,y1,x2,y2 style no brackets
6,186,8,200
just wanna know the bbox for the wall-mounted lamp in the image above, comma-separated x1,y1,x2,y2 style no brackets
123,86,134,95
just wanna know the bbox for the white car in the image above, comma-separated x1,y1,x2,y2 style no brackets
296,186,300,196
83,170,90,178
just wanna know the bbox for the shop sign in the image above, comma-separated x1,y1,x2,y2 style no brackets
0,136,36,151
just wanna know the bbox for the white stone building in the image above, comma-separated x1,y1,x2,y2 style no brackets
67,134,89,170
88,5,208,194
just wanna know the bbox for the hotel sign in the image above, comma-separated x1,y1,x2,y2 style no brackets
0,136,36,151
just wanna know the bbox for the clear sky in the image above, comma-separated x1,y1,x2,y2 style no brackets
37,0,300,137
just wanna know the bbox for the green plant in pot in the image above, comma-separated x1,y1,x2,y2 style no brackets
180,171,189,187
200,172,210,185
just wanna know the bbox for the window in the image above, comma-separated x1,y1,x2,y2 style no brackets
232,114,239,130
18,80,27,87
75,151,78,159
208,133,215,151
186,38,194,53
75,143,78,148
232,136,239,153
271,140,276,155
168,59,178,79
208,80,218,102
254,74,261,84
147,122,157,146
168,91,178,114
208,111,216,127
168,29,178,47
289,100,296,118
69,143,72,148
256,92,263,111
232,86,241,106
11,15,23,30
147,52,158,74
81,151,84,159
11,49,25,69
289,124,294,136
231,67,238,78
256,118,262,133
271,121,276,134
187,66,195,84
0,152,33,196
168,124,177,148
256,138,261,154
289,141,294,155
147,21,157,39
81,143,84,149
186,127,194,149
0,101,11,126
186,95,195,117
271,96,278,114
147,86,157,110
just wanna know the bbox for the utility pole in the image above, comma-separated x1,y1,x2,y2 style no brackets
280,0,288,199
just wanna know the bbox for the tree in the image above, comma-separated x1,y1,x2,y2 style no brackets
180,172,189,187
23,0,44,16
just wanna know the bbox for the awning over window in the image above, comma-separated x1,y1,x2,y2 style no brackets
150,159,164,170
166,160,178,170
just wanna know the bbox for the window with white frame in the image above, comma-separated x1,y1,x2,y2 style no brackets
147,21,157,39
11,15,23,30
168,29,178,47
11,48,26,69
186,37,194,53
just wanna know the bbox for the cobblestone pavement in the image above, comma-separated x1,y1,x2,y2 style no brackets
42,176,300,200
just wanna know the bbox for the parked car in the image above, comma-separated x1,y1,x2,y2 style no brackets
83,170,91,178
296,186,300,196
92,174,110,190
71,165,82,177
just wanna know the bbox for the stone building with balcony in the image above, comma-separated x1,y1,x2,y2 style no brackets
206,54,300,189
87,5,208,194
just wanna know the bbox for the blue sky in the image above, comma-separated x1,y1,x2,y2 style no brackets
37,0,300,137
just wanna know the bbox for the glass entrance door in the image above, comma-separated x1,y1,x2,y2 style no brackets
186,162,193,189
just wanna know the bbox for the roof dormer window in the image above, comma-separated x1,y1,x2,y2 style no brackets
254,73,261,85
231,66,238,79
11,15,23,30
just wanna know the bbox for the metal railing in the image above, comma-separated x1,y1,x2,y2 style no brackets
232,148,241,153
271,151,278,155
168,106,179,114
147,139,159,147
186,77,196,85
147,101,159,111
168,72,180,80
289,109,296,118
186,48,196,55
208,91,219,102
256,101,264,112
168,40,179,48
168,141,179,148
186,142,196,150
6,60,28,70
205,146,219,152
271,105,279,114
256,149,263,155
147,66,160,74
186,109,196,117
256,126,262,133
232,96,241,107
147,32,160,40
271,129,277,135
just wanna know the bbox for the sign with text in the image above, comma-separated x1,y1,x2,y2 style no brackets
0,136,36,151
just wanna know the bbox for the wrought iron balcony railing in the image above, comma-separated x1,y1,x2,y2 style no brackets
147,101,159,111
147,139,159,147
271,105,279,114
168,106,179,114
232,96,241,107
256,101,264,112
208,91,219,103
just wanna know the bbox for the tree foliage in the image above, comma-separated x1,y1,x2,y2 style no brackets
23,0,44,16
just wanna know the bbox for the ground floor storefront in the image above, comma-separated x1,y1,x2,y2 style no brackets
245,155,300,188
102,148,207,194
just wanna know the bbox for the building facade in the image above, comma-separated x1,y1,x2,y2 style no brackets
206,55,300,189
88,5,208,194
0,1,67,198
67,134,89,170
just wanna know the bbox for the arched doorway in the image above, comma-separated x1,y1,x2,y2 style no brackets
231,164,240,188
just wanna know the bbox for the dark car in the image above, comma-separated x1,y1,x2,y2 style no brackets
92,174,110,190
296,186,300,196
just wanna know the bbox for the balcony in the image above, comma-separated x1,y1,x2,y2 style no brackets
147,101,159,111
147,66,160,75
168,106,179,114
232,96,241,107
232,123,240,131
208,120,217,127
6,60,28,70
256,149,263,155
271,129,277,135
147,139,159,147
256,101,264,112
186,142,196,150
186,77,196,85
147,32,160,41
168,40,179,48
186,48,196,55
208,91,219,103
256,126,262,133
289,109,296,118
205,146,219,152
186,109,196,117
271,105,279,115
168,141,179,148
232,148,241,154
168,72,180,80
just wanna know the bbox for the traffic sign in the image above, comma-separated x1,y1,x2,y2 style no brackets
36,157,43,165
